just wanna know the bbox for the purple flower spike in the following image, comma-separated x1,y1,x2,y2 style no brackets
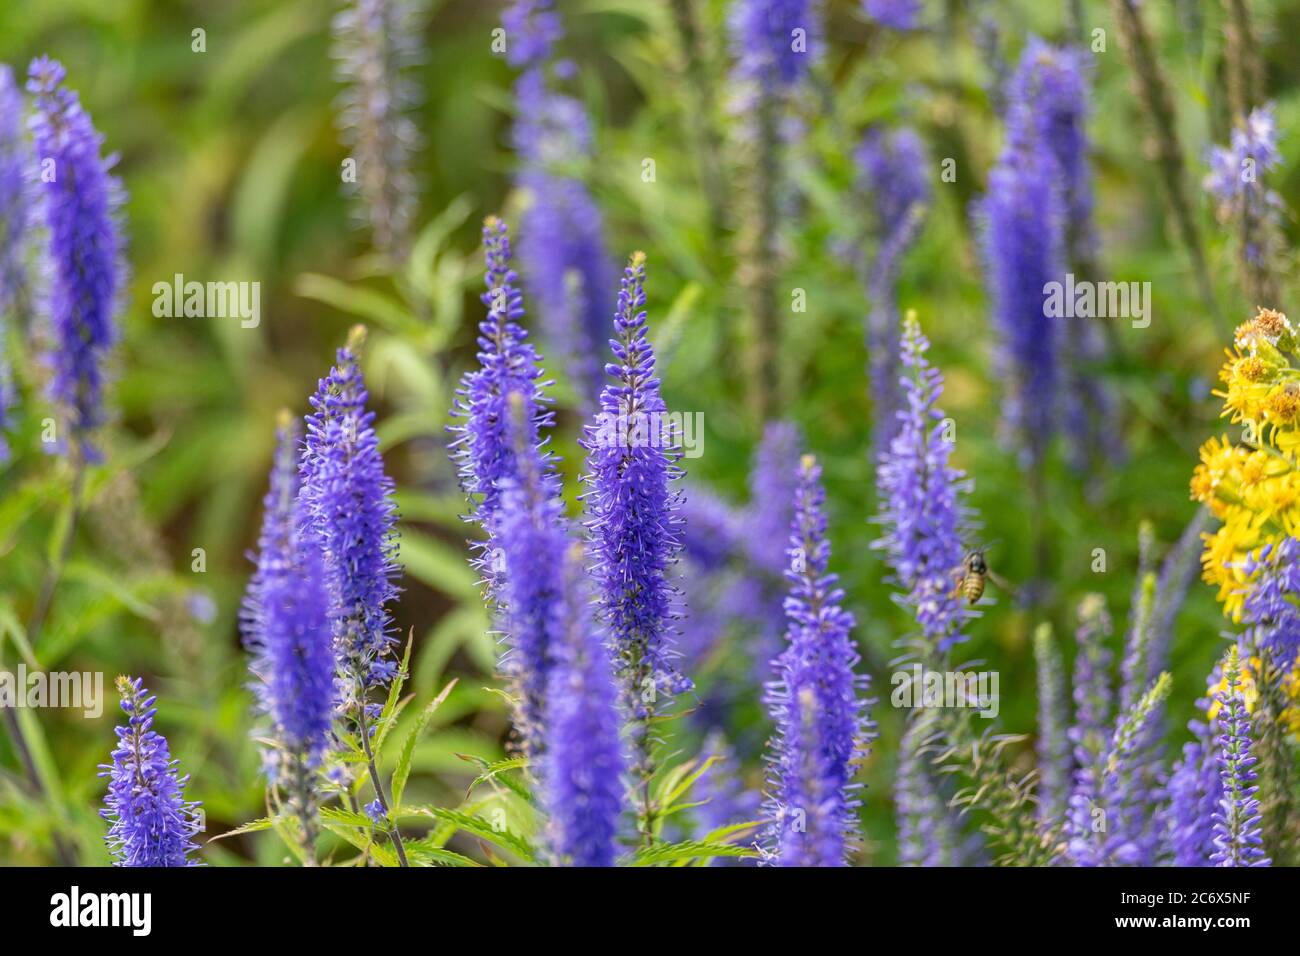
542,544,626,867
27,56,126,460
491,392,568,758
332,0,425,259
1006,40,1094,252
974,84,1065,469
242,415,336,797
1210,648,1270,867
582,252,692,714
874,312,971,650
506,0,615,404
857,127,930,447
299,326,401,711
0,64,32,461
747,420,804,578
763,455,874,866
1033,624,1070,827
1168,740,1221,866
896,709,963,866
729,0,819,93
1064,594,1113,866
1205,103,1282,268
99,677,202,867
1240,538,1300,663
449,216,555,595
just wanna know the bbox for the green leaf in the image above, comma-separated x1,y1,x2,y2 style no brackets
391,679,458,809
319,806,377,829
207,817,274,843
372,632,414,755
61,562,162,621
463,755,533,805
628,839,759,866
0,599,40,669
656,755,717,813
403,839,482,868
295,273,422,338
416,806,535,862
321,821,399,867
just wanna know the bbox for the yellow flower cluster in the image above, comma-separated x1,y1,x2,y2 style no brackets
1191,308,1300,620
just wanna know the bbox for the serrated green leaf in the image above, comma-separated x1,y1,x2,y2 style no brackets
207,817,274,843
416,806,535,862
403,839,482,867
372,632,414,755
629,839,758,866
391,678,458,809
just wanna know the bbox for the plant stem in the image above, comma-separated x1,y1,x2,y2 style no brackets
1109,0,1224,335
356,705,408,867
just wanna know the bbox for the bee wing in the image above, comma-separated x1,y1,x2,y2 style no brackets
987,568,1017,598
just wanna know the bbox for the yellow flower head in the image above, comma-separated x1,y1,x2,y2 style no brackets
1235,306,1296,354
1196,308,1300,621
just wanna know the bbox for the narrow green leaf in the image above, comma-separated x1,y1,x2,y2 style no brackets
392,679,458,809
207,817,274,843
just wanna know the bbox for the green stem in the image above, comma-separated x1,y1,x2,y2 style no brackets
357,705,408,867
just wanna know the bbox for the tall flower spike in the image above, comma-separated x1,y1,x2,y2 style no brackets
242,414,335,846
1095,671,1173,866
0,64,31,462
100,677,203,866
1168,739,1221,866
1240,537,1300,664
728,0,819,94
974,99,1064,469
895,708,964,866
299,326,401,711
856,127,930,449
1033,623,1070,827
1064,594,1113,865
0,65,29,314
506,0,615,405
747,420,804,577
763,455,874,866
1005,40,1121,476
874,312,972,650
744,421,805,676
582,251,692,723
542,543,626,866
1211,646,1270,866
1205,104,1283,306
331,0,425,260
448,216,555,597
490,391,567,758
27,56,126,461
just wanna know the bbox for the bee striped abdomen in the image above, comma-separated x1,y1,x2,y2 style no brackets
961,572,986,604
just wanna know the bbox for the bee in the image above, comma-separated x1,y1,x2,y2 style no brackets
954,546,1013,605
